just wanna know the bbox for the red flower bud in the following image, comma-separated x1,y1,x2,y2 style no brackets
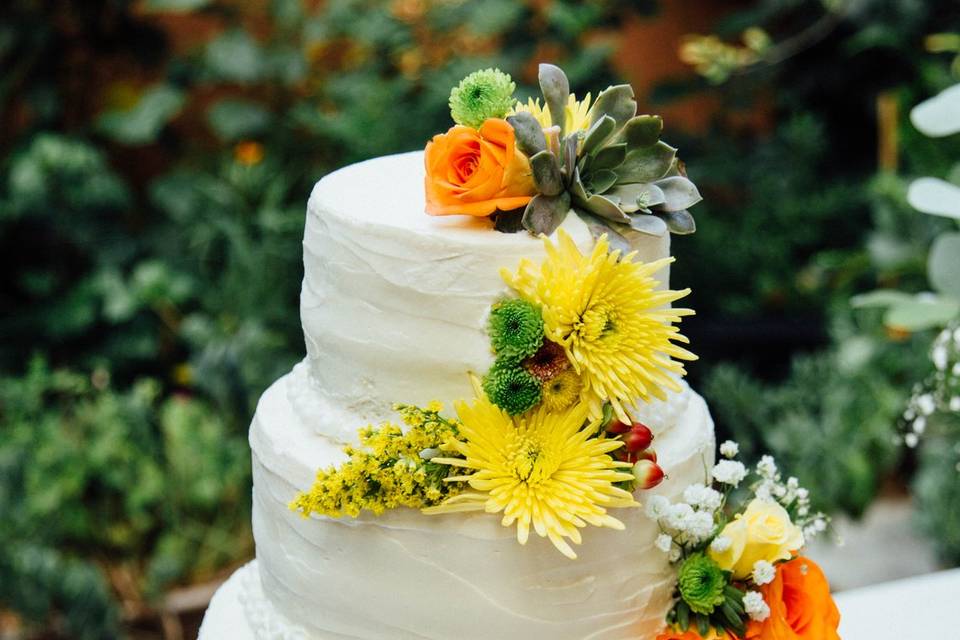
624,430,652,453
633,459,665,490
627,423,653,450
606,419,630,434
636,448,657,463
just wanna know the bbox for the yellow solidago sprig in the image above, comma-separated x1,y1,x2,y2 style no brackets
502,229,697,423
423,382,637,559
290,402,466,518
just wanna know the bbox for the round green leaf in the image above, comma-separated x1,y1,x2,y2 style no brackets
929,232,960,297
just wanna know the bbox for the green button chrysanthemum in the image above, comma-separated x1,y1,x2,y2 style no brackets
482,360,542,416
677,553,727,615
449,68,516,128
488,298,544,361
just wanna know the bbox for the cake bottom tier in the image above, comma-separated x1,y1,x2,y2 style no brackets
232,365,715,640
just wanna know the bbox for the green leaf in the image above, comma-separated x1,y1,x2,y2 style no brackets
623,114,663,148
659,210,697,234
507,112,547,157
695,613,710,637
929,232,960,298
627,213,669,236
656,175,703,211
529,151,563,196
676,600,691,630
96,85,186,145
582,115,616,156
589,84,636,131
884,296,960,330
907,177,960,219
591,143,626,171
582,193,629,223
850,289,915,308
522,192,571,236
538,63,570,138
587,169,617,194
205,29,264,83
206,99,271,141
617,141,677,183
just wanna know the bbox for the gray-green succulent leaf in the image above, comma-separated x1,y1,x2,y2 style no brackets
623,115,664,149
538,63,570,139
658,209,697,235
617,141,677,183
627,212,669,236
588,85,637,132
530,150,564,196
580,213,634,255
655,175,702,211
522,192,571,237
582,115,617,156
507,112,547,157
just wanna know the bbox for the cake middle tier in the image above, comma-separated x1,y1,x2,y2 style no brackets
300,151,671,442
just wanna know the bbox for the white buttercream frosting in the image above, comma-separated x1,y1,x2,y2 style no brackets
249,370,714,640
299,151,671,442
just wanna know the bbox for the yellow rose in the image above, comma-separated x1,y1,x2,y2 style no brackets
709,498,804,579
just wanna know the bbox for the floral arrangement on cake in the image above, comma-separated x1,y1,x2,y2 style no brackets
424,63,702,243
651,442,839,640
290,63,838,637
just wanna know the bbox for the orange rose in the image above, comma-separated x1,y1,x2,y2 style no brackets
424,118,536,217
746,557,840,640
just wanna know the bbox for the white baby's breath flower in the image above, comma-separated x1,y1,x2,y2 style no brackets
917,394,936,415
645,495,671,520
720,440,739,458
905,433,919,448
797,487,809,500
744,591,770,622
950,396,960,412
664,503,695,531
683,483,723,512
710,536,732,553
757,455,778,479
752,560,776,585
655,533,673,553
686,511,717,542
914,417,927,435
712,460,747,487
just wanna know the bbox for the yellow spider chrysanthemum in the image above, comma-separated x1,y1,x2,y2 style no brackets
423,388,636,559
502,229,697,423
509,92,593,133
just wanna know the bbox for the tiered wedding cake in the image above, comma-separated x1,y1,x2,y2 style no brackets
200,64,840,640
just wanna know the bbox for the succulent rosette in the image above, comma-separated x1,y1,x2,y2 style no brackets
505,63,702,244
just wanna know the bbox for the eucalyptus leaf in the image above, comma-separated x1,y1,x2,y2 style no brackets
907,177,960,219
623,114,663,149
618,141,677,183
850,289,915,308
589,85,636,131
583,193,629,223
582,115,616,156
206,99,271,141
539,63,570,138
522,192,571,237
507,112,547,157
884,296,960,331
658,209,697,234
580,213,633,254
530,151,563,196
655,175,703,211
929,232,960,297
591,143,626,170
627,213,668,236
587,169,618,194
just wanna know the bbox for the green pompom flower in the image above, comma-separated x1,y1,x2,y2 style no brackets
677,553,727,615
449,68,516,128
488,298,544,361
483,360,542,415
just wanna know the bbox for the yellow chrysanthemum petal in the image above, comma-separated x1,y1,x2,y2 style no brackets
502,229,697,422
422,396,637,559
508,93,593,133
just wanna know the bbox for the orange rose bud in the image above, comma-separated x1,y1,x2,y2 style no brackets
746,556,840,640
632,459,665,489
424,118,536,217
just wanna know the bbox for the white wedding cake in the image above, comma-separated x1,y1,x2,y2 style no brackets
201,62,844,640
199,150,715,640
